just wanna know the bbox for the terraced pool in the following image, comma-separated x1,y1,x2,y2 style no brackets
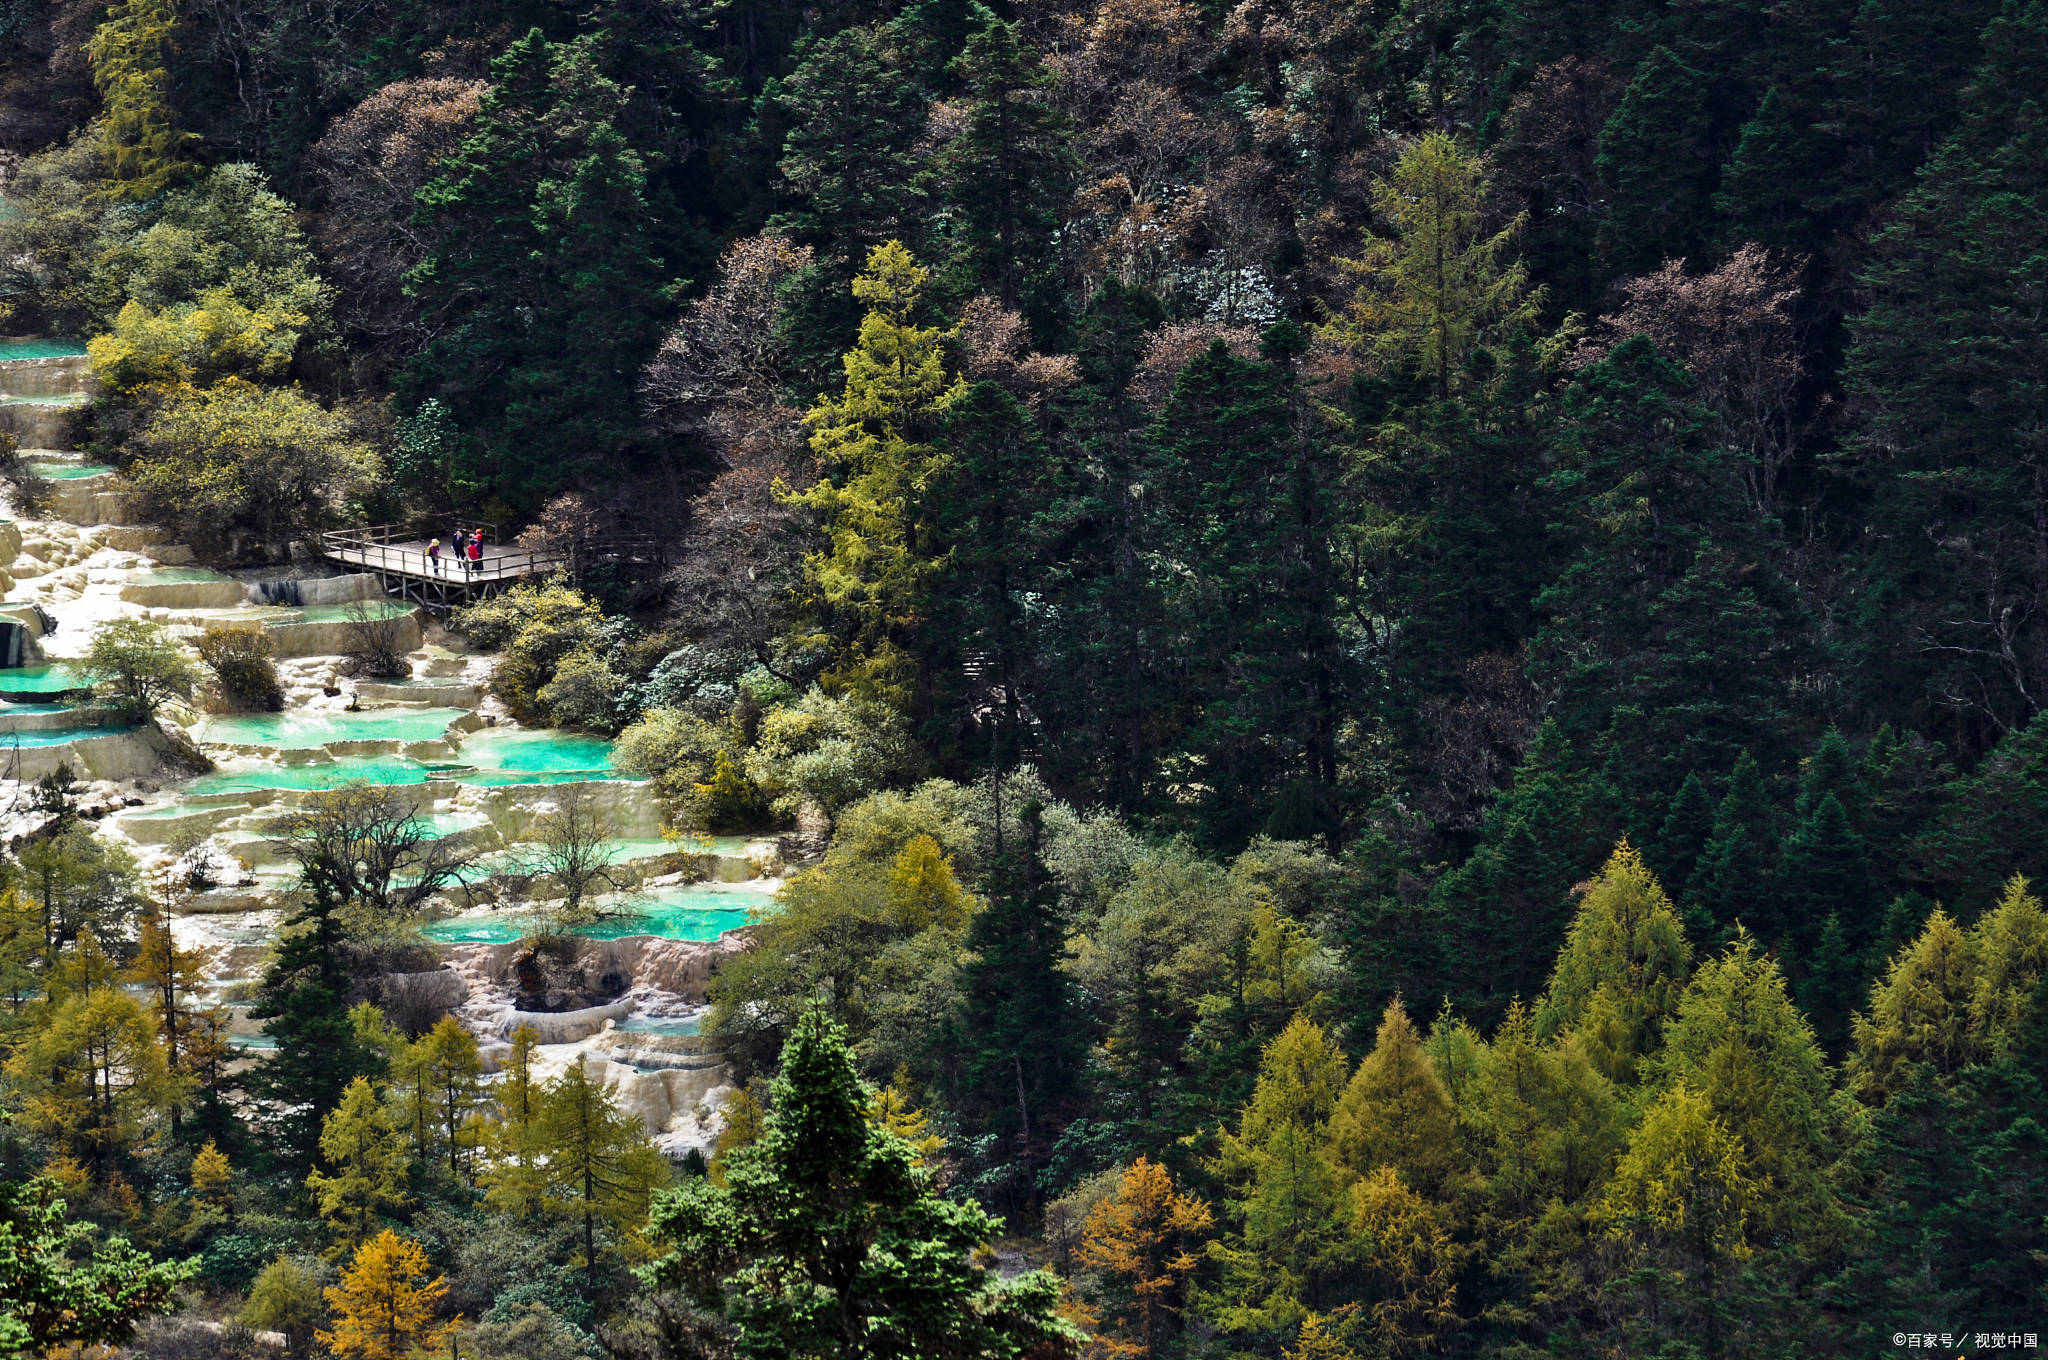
0,724,134,747
421,883,775,944
0,340,86,360
23,461,114,480
191,707,470,747
0,665,89,693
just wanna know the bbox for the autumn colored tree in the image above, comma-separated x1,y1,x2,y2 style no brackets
1657,931,1854,1239
1327,1001,1457,1194
1206,1016,1353,1346
317,1230,455,1360
481,1024,546,1218
1534,842,1692,1082
84,0,193,199
1329,132,1551,399
4,985,184,1179
1593,1085,1759,1358
1078,1157,1215,1358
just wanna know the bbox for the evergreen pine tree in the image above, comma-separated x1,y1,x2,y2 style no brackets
1774,791,1872,946
1713,88,1821,253
642,1006,1077,1357
1597,47,1719,273
248,888,382,1169
1836,0,2048,743
954,791,1088,1194
768,24,933,381
403,30,675,511
1653,772,1717,900
1686,751,1777,941
936,20,1076,323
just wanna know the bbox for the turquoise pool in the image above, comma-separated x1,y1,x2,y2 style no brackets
182,756,443,795
456,727,618,773
23,461,113,480
421,884,775,944
0,340,86,361
0,665,89,693
126,566,234,584
0,725,132,747
0,701,75,715
292,601,415,623
616,1015,702,1036
191,707,469,748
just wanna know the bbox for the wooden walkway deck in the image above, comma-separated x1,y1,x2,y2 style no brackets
321,526,568,610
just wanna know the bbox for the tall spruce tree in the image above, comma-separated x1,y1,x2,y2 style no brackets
248,887,384,1169
936,20,1075,324
1836,0,2048,747
403,29,675,512
641,1006,1077,1357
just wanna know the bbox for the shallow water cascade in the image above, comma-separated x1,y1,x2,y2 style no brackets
0,342,770,1153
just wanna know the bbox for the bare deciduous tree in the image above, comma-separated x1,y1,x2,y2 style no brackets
520,783,639,936
1580,246,1818,515
639,233,814,443
306,76,486,371
268,783,480,935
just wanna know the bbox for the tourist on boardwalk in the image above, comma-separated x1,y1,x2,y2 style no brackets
427,537,443,575
467,529,484,573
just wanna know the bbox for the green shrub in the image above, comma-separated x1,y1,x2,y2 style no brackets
454,580,607,724
82,617,199,723
195,624,282,710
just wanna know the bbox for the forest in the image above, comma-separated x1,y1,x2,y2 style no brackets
0,0,2045,1353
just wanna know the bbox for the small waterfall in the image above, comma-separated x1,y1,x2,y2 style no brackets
253,579,305,606
0,621,33,668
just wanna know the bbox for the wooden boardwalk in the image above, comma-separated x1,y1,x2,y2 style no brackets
321,526,568,610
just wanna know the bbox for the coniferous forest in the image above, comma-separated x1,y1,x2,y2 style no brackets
1,0,2046,1353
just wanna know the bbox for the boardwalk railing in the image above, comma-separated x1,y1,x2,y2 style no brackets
320,524,572,611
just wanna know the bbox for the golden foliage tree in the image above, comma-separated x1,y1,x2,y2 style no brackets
318,1229,455,1360
783,240,964,700
1534,842,1692,1083
1350,1166,1464,1357
1327,132,1554,397
1848,906,1979,1097
4,983,184,1178
1593,1084,1758,1356
1077,1156,1214,1358
531,1062,671,1287
84,0,194,199
884,833,972,931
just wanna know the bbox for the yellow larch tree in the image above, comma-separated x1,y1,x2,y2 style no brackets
318,1229,455,1360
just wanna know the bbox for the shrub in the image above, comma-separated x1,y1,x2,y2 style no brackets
453,581,608,724
83,617,199,723
126,379,378,560
195,624,282,711
746,687,925,818
535,648,624,732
